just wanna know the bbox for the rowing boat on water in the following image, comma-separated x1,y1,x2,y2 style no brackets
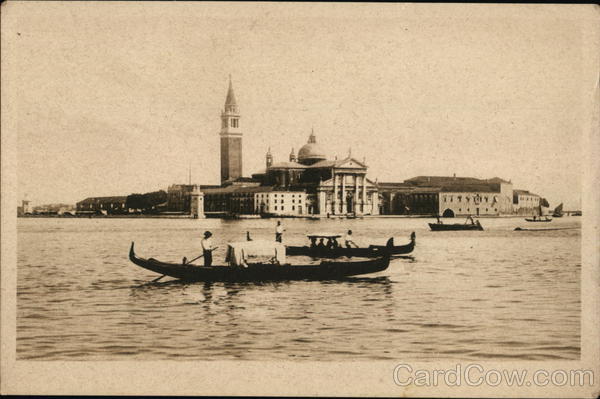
285,233,415,258
524,217,552,222
514,227,578,232
129,241,392,282
429,217,484,231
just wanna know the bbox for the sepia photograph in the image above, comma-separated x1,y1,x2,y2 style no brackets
1,2,599,397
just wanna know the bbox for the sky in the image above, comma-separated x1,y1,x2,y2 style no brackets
4,3,596,210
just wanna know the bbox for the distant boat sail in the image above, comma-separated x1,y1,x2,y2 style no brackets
553,203,564,217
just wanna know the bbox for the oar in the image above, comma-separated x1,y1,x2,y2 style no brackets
183,253,203,265
183,247,219,265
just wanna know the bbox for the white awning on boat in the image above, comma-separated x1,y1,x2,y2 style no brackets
225,240,286,266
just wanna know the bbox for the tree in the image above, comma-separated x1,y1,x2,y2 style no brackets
126,190,167,213
126,193,145,211
142,190,167,212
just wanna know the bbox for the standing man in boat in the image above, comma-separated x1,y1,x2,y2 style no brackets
201,231,215,267
344,230,358,248
275,220,285,243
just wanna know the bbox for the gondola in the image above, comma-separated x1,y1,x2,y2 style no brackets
285,233,415,258
129,241,391,282
428,216,484,231
524,216,552,222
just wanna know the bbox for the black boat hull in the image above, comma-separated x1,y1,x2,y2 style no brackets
129,243,391,282
428,223,483,231
286,237,415,258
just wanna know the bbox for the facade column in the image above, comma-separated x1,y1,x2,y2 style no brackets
362,175,367,213
341,173,346,214
372,191,380,215
333,172,338,215
354,174,360,215
318,191,327,216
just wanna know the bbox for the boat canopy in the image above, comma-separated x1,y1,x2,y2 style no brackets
225,240,286,266
306,233,342,239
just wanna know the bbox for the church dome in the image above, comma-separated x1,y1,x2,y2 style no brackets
298,131,326,165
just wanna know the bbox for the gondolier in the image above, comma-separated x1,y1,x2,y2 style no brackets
275,221,284,243
344,230,358,248
201,231,215,267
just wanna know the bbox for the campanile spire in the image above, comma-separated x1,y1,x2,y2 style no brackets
220,76,242,183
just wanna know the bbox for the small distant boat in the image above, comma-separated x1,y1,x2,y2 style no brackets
525,216,552,222
515,227,578,232
552,203,564,217
429,216,483,231
129,241,391,282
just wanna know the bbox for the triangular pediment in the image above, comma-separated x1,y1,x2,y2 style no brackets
334,157,367,169
318,175,377,189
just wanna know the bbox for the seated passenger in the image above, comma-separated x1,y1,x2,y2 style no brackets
326,238,334,249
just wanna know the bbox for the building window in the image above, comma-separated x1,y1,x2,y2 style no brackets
274,206,278,210
282,206,285,211
292,206,295,210
459,208,462,212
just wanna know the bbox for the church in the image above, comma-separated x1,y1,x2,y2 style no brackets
171,79,537,218
197,78,380,217
252,132,379,216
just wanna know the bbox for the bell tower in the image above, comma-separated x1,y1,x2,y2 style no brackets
266,147,273,168
220,76,242,183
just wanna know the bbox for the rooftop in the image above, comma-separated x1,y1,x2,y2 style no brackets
268,161,307,169
405,175,511,185
514,189,540,196
77,196,127,204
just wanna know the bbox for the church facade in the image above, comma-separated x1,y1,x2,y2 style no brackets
252,132,379,216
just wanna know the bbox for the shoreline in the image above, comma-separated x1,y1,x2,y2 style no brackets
17,214,573,220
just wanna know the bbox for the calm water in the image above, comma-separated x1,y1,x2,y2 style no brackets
17,217,580,360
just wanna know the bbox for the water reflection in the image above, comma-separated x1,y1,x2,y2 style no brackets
17,217,581,360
